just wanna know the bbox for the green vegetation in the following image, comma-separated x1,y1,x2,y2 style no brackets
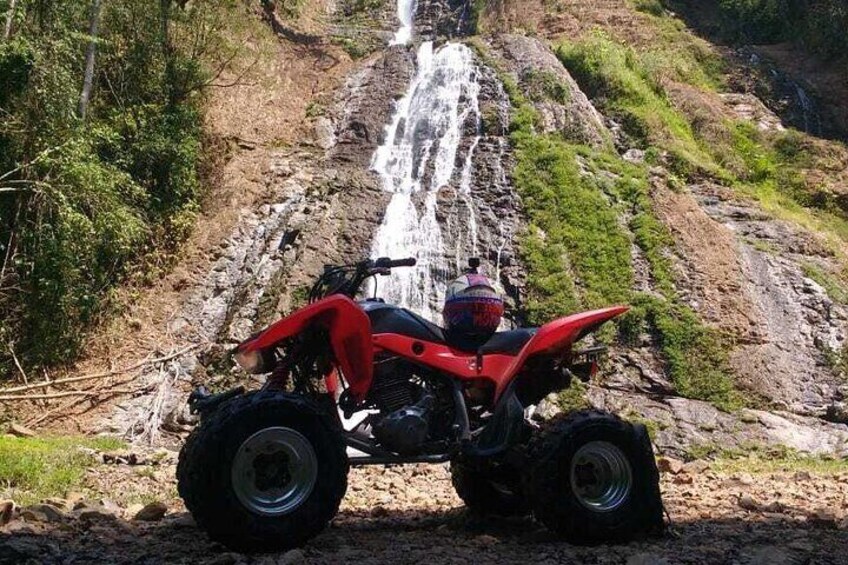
276,0,307,18
715,0,848,59
495,44,742,410
632,0,666,17
556,32,720,178
0,1,247,376
557,380,591,412
821,341,848,380
558,21,848,281
687,442,848,474
524,69,571,104
334,37,373,60
802,263,848,306
0,435,123,504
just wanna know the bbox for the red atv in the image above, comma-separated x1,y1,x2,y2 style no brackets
177,257,664,552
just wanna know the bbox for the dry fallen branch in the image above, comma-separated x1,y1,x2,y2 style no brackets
0,387,149,402
8,344,28,385
0,343,200,395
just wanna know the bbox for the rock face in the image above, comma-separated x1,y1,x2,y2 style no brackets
487,34,610,147
690,183,848,419
96,0,848,459
593,386,848,458
331,47,416,166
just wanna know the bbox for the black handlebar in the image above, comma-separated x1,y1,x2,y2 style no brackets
374,257,417,269
308,257,417,303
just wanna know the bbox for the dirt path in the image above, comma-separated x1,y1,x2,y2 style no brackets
2,458,847,564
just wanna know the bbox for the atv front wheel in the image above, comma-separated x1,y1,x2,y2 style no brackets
177,391,348,552
450,461,528,516
529,410,664,544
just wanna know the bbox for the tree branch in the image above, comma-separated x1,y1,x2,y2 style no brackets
0,343,200,395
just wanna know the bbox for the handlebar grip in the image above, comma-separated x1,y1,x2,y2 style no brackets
374,257,417,269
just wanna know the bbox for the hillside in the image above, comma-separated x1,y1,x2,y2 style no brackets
1,0,848,562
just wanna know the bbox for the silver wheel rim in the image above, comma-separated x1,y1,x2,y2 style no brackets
570,441,633,513
231,427,318,516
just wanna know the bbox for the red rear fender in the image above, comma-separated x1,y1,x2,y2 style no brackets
520,306,630,359
238,295,373,400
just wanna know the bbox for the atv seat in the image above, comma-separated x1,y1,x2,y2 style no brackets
446,327,538,355
477,328,538,355
360,300,537,356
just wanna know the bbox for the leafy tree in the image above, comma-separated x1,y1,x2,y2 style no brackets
0,0,243,375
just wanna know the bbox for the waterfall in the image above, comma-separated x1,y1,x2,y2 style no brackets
371,4,483,322
390,0,417,46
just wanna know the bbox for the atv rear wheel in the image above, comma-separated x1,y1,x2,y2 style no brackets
450,461,528,516
529,410,664,544
177,391,348,552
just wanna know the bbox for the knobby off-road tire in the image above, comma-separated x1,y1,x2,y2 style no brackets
450,461,528,516
528,410,664,544
177,391,348,552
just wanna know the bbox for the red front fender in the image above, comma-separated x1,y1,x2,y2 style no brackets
238,295,373,401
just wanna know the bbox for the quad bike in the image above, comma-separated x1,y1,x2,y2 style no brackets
177,257,664,552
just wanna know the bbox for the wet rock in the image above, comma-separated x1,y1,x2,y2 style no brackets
488,34,610,147
133,501,168,522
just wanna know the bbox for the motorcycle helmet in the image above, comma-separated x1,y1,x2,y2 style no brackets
442,273,504,344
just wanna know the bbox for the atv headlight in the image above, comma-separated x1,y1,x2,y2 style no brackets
234,348,265,374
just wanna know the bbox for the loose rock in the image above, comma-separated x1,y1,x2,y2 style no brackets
21,503,66,523
657,456,684,474
0,500,15,526
133,501,168,522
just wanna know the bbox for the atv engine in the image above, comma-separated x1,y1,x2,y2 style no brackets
368,357,442,455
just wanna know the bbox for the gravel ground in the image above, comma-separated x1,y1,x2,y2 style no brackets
2,459,848,564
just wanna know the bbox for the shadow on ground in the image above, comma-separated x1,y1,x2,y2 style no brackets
1,506,845,565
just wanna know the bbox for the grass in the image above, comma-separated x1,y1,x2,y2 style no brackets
802,263,848,306
687,443,848,475
492,44,743,411
0,435,124,505
557,32,720,179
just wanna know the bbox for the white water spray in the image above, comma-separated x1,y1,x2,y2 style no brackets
371,3,483,321
390,0,417,45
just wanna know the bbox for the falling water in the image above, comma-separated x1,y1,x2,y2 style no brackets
371,6,483,321
794,84,821,136
390,0,417,46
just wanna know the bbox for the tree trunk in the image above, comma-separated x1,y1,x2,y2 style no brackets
160,0,171,54
3,0,18,40
78,0,103,120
